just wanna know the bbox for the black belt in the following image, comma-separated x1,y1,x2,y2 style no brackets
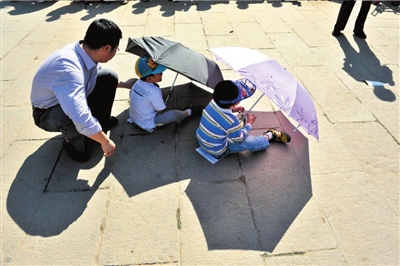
32,106,47,111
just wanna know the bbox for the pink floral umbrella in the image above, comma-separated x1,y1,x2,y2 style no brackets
210,47,319,141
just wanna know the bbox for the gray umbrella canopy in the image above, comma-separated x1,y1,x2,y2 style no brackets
125,37,223,89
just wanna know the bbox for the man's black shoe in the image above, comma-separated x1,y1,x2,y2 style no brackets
332,30,341,37
354,31,367,39
63,140,91,162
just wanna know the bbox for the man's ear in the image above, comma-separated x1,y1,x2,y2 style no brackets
102,44,112,53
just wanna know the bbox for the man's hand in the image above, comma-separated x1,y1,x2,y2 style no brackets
88,131,116,157
246,113,257,126
101,139,116,157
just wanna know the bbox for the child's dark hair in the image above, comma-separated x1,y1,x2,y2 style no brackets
213,80,239,108
140,74,154,81
83,18,122,50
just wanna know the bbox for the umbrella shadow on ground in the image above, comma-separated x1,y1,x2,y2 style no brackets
6,135,113,237
112,82,312,252
336,34,396,102
7,82,312,251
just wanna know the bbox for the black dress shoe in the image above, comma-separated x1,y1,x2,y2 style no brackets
332,30,341,37
354,31,367,39
63,140,91,162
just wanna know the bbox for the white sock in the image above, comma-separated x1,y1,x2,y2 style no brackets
266,132,273,140
185,109,192,116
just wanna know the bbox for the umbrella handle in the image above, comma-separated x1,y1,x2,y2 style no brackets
292,124,301,133
237,93,265,123
165,73,179,104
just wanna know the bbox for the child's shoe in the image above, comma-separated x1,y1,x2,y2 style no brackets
264,128,291,143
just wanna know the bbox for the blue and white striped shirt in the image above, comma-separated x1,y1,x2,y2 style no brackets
196,99,251,156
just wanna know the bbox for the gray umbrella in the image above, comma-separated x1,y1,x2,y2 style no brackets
125,37,223,89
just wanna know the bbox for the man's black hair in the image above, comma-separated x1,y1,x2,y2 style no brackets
83,18,122,50
213,80,239,109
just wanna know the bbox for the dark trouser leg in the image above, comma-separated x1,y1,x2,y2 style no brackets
354,1,372,32
87,68,118,132
33,105,85,151
333,0,356,32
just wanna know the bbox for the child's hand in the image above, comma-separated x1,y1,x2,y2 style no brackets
162,90,172,98
232,106,245,113
246,113,257,126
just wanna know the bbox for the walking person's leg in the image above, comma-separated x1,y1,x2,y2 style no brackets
333,0,356,35
354,1,372,38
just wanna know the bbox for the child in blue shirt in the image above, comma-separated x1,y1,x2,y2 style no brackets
196,79,291,159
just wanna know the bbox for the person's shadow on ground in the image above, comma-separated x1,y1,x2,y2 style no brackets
6,136,110,236
336,34,396,102
6,83,312,253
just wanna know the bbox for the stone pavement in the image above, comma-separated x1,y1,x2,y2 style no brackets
1,0,399,265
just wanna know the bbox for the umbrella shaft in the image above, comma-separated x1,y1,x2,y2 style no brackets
248,93,265,112
165,73,179,104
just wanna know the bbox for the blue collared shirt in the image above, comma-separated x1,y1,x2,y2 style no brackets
31,41,102,137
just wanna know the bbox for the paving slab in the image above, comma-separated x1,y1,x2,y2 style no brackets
231,21,274,49
312,172,399,265
252,11,292,33
269,32,322,67
15,189,109,265
98,184,180,265
175,23,208,51
295,65,377,123
1,139,62,264
201,12,233,36
335,121,400,217
1,60,42,107
1,106,34,157
179,180,266,266
354,87,399,139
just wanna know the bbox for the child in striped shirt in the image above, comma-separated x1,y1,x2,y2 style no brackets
196,79,291,159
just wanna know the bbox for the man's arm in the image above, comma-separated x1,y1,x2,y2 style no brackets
88,131,116,157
